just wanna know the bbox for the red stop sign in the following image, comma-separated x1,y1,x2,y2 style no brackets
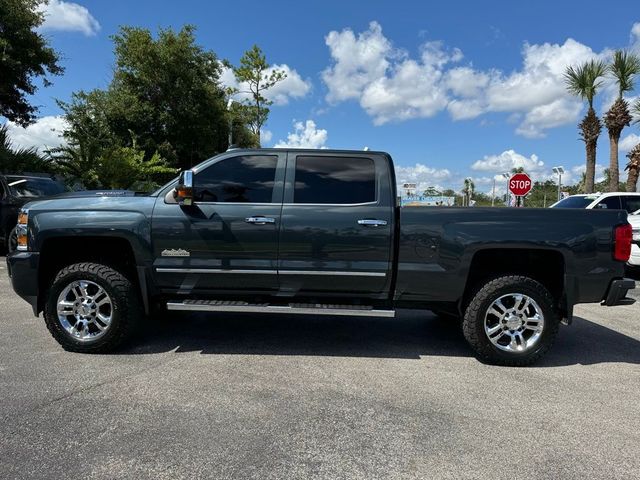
508,173,532,196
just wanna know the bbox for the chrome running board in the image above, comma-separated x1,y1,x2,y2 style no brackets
166,300,395,318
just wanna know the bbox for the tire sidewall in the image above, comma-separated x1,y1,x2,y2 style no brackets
44,267,126,348
465,277,559,364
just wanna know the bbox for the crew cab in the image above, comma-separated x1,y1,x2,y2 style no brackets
6,149,636,366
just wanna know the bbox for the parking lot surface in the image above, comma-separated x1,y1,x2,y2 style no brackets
1,258,639,480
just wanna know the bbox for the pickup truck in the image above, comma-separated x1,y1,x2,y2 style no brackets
6,149,636,366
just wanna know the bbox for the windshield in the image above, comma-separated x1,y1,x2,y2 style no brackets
6,176,66,198
550,196,594,209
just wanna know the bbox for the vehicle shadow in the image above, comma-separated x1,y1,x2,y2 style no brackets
123,310,640,367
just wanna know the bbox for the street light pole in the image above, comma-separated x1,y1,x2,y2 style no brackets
552,166,565,202
491,177,496,206
227,99,235,148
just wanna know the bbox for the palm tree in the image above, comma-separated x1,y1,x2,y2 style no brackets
626,144,640,193
462,178,475,206
604,50,640,192
0,124,52,174
564,59,608,193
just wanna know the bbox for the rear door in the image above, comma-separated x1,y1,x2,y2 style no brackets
152,152,285,294
277,152,393,299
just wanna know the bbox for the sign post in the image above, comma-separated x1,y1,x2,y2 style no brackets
508,173,532,207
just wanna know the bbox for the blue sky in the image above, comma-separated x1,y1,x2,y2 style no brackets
6,0,640,193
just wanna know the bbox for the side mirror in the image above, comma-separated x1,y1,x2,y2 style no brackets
175,170,194,206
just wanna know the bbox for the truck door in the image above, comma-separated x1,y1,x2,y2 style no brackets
277,152,394,299
152,152,285,294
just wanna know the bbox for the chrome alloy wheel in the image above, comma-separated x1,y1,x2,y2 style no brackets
484,293,545,353
57,280,113,342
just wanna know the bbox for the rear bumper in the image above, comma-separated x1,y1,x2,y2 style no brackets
6,252,40,316
602,278,636,306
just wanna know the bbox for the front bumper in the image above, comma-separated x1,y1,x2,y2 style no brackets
602,278,636,306
6,252,40,316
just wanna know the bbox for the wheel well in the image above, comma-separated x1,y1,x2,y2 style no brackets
464,249,565,309
38,236,139,311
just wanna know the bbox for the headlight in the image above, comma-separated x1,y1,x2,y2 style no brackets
16,209,29,251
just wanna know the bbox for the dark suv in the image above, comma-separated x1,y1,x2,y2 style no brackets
0,175,66,252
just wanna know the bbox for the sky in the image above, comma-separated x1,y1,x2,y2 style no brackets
5,0,640,194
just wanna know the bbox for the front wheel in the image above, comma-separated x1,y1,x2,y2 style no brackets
43,263,142,353
462,275,560,366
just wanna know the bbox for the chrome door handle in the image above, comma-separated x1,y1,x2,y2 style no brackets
357,219,388,227
245,216,276,225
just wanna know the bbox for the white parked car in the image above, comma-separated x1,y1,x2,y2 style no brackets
629,210,640,268
549,192,640,213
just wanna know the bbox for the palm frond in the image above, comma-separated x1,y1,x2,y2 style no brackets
609,50,640,97
632,98,640,124
564,59,607,108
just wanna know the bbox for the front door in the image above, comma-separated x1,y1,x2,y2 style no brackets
152,152,285,294
277,153,393,299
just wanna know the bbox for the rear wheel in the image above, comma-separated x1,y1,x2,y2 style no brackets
43,263,142,353
462,275,560,366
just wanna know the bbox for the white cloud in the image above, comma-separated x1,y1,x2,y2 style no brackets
515,98,583,138
260,129,273,143
621,133,640,152
394,163,454,194
320,22,633,137
221,64,311,106
632,22,640,51
322,21,394,103
4,116,68,151
274,120,328,149
39,0,100,36
471,149,545,174
322,22,460,125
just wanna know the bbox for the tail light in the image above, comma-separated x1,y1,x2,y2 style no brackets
16,209,29,251
614,223,632,262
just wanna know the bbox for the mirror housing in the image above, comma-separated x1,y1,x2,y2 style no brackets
175,170,194,206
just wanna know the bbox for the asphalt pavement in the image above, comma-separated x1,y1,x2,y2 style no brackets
1,259,639,480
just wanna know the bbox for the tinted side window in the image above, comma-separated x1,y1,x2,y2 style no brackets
622,196,640,214
595,196,622,209
294,156,376,204
194,155,278,203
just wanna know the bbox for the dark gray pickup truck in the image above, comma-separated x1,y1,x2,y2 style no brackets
6,149,636,365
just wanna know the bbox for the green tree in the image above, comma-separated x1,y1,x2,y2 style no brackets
423,186,440,196
61,25,245,171
233,45,286,146
0,0,63,125
604,50,640,192
564,60,607,193
0,124,52,173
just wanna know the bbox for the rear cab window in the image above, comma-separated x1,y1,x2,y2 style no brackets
293,156,376,204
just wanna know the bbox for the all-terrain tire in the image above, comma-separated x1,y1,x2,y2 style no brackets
462,275,560,366
43,263,142,353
